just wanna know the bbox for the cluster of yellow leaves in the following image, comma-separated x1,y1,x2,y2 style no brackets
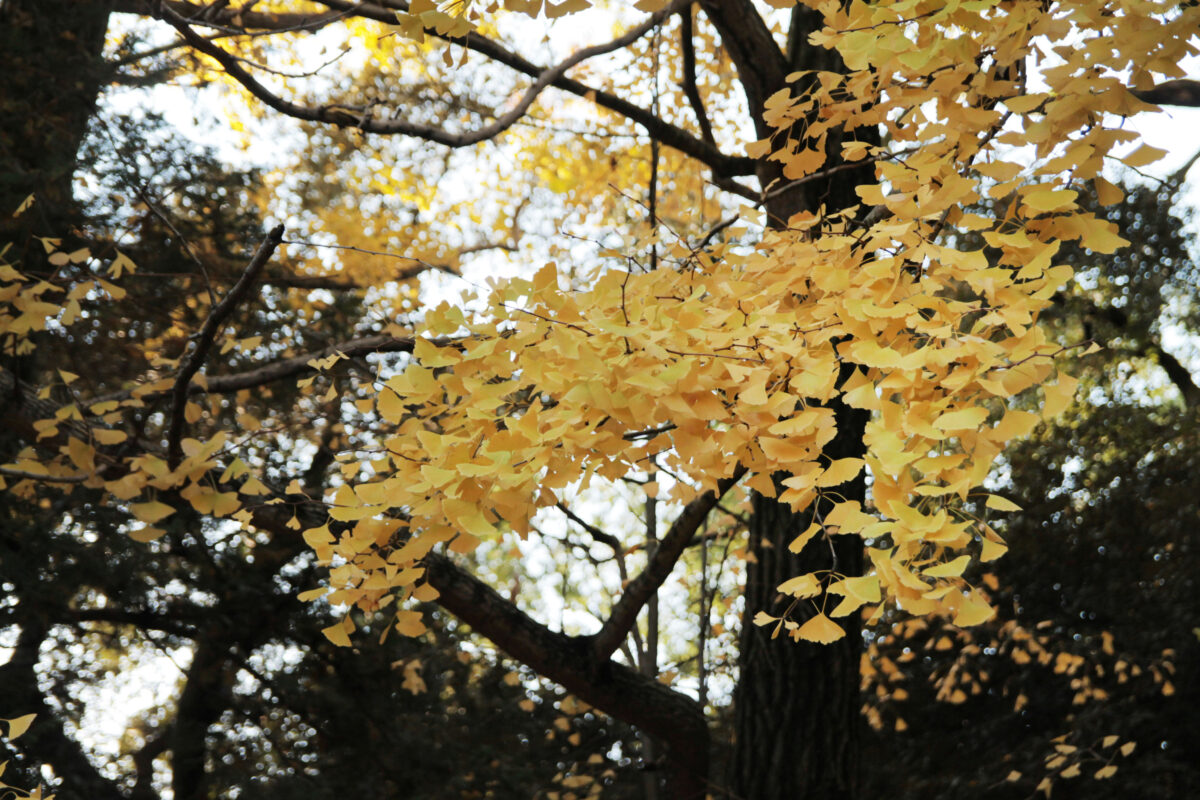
863,611,1178,737
0,236,129,357
1010,733,1137,795
301,0,1198,643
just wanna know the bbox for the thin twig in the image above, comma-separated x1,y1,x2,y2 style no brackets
0,467,89,484
136,184,217,306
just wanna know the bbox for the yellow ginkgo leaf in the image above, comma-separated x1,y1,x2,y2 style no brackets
788,522,822,553
130,500,175,524
129,527,167,543
933,407,988,431
322,622,352,647
5,714,36,740
985,494,1022,512
795,612,845,644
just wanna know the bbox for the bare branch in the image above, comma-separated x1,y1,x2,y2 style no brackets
159,0,691,148
592,465,747,662
133,0,755,176
167,224,284,469
679,7,716,146
422,551,709,798
0,467,89,483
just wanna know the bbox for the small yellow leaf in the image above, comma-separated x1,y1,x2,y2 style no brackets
1060,763,1081,779
1022,188,1078,214
816,457,865,487
788,522,822,553
394,610,427,637
129,527,167,542
322,622,352,647
980,536,1007,562
924,555,971,578
1042,374,1078,420
1094,765,1118,780
130,500,175,524
953,590,995,626
985,494,1021,512
1093,177,1124,206
92,429,127,445
5,714,36,740
412,583,440,602
1005,770,1022,782
1119,742,1136,756
752,611,777,627
777,573,822,598
519,698,536,712
933,407,988,431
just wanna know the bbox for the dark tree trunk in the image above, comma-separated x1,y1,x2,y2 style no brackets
726,6,877,798
0,0,114,251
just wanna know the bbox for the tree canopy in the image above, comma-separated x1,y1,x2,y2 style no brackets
2,1,1199,798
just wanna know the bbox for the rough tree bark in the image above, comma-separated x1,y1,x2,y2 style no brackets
710,6,877,798
0,0,114,242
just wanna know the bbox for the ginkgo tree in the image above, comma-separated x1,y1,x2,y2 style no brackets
2,0,1200,798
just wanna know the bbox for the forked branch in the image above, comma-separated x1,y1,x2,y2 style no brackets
592,464,747,662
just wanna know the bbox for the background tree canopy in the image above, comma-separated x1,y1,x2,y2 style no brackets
1,2,1198,799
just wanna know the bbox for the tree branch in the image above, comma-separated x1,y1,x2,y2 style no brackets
698,0,789,137
423,551,709,799
591,465,746,663
679,7,716,146
130,0,755,177
159,0,691,149
1131,78,1200,108
166,224,284,469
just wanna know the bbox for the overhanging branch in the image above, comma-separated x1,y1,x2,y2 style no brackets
160,0,688,148
126,0,754,177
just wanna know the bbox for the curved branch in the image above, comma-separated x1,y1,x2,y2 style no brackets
423,551,709,799
136,0,755,176
162,1,680,147
591,465,747,662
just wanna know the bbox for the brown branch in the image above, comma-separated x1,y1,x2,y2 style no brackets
679,7,716,146
591,465,747,663
1130,78,1200,108
698,0,789,137
423,551,709,799
167,224,284,469
1146,344,1200,409
126,0,755,176
0,467,89,483
159,0,690,148
556,502,623,552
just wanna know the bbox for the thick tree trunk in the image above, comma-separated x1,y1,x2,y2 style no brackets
730,411,868,800
0,0,114,250
725,6,877,798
